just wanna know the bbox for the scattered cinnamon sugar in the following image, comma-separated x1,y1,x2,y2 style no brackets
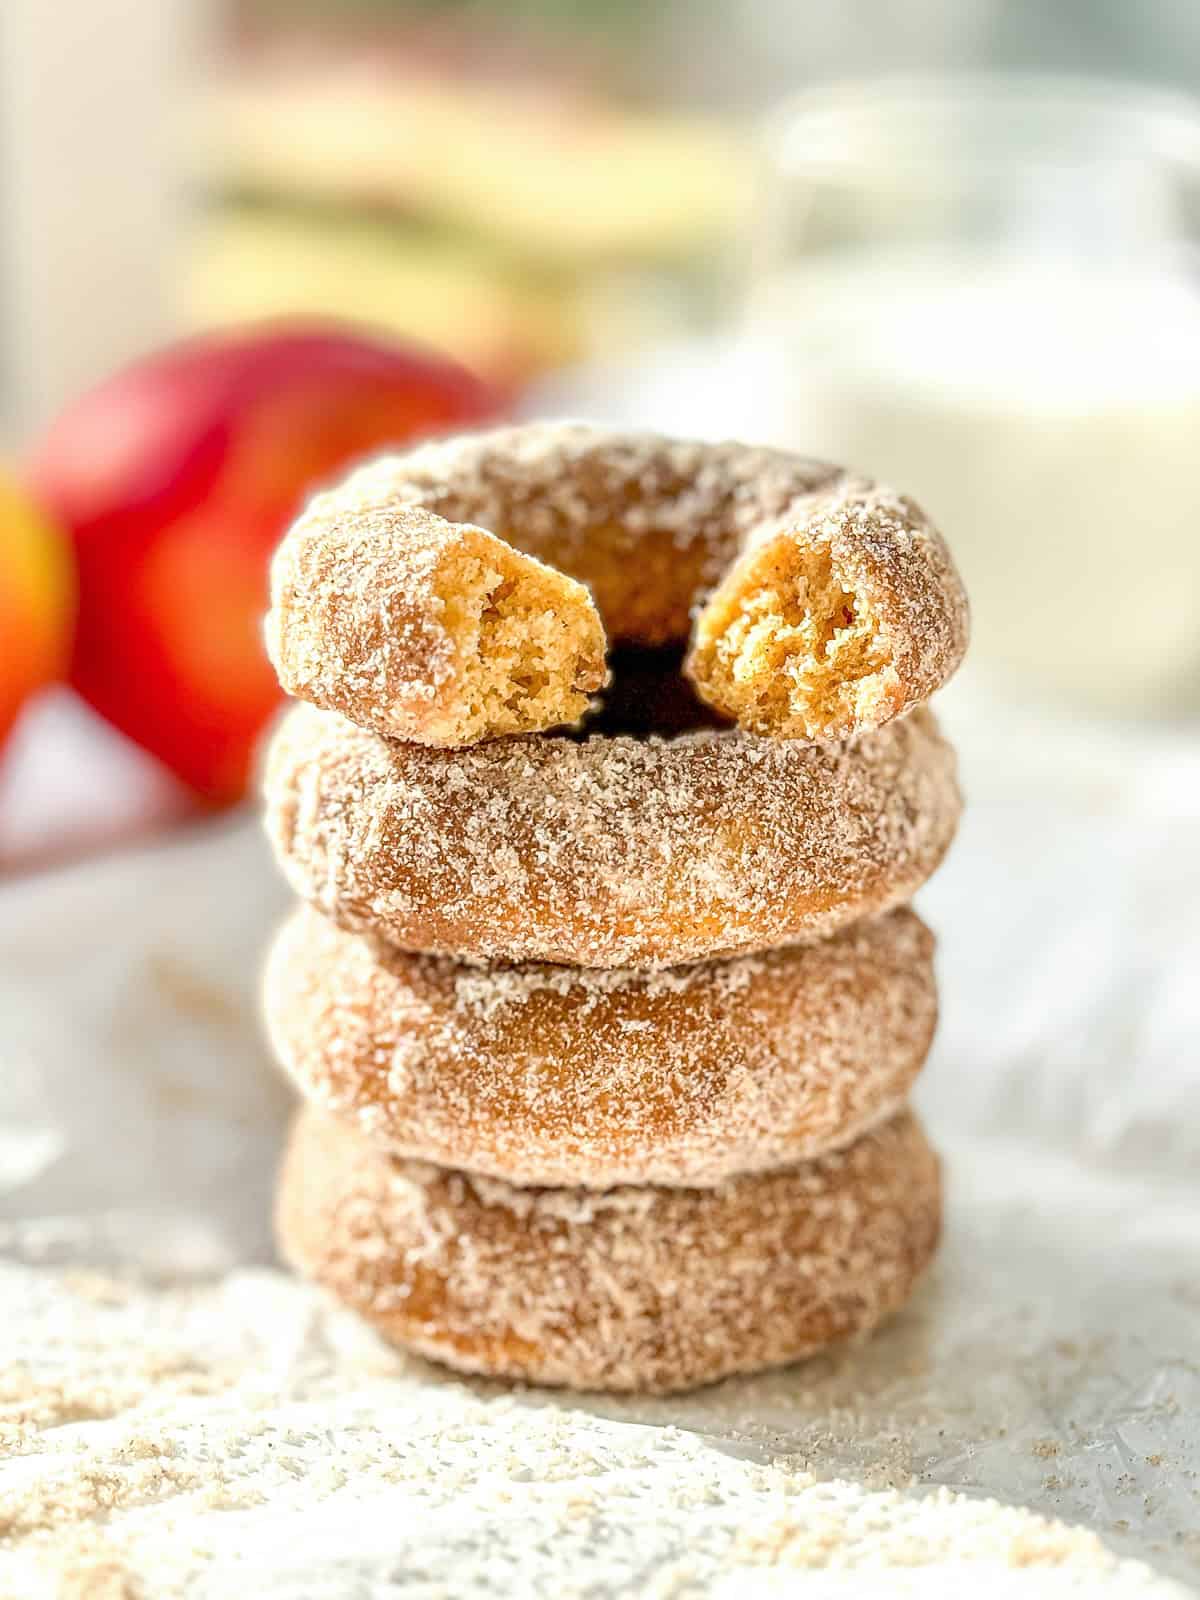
0,1255,1183,1597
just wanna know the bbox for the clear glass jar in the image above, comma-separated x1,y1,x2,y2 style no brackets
746,75,1200,716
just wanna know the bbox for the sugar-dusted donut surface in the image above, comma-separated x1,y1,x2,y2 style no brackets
276,1107,942,1393
266,502,608,748
263,701,960,968
266,423,967,746
265,904,937,1187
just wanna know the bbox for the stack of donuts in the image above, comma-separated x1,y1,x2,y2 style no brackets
261,423,969,1394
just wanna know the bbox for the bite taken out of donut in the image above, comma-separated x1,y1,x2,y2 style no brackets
685,477,968,742
265,424,968,748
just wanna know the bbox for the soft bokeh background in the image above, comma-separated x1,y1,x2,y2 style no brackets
1,6,1199,1588
2,0,1199,1209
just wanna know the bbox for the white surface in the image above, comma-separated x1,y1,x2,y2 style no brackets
0,816,290,1261
0,1259,1188,1599
0,689,193,869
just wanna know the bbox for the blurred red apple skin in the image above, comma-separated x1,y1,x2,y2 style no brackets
27,324,502,805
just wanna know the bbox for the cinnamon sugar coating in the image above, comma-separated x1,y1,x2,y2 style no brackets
265,904,937,1187
262,701,961,968
266,503,607,746
265,424,966,747
305,423,840,649
276,1106,942,1394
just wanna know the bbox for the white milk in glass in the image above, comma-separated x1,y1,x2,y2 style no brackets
749,250,1200,714
751,78,1200,716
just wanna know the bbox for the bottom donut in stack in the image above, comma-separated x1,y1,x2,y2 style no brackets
266,905,943,1393
277,1107,940,1395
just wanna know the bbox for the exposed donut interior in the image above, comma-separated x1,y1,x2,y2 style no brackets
268,430,954,749
686,531,895,743
439,544,607,743
476,500,902,746
486,533,895,747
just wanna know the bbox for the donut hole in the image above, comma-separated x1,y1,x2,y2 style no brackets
438,550,607,742
689,540,899,741
561,645,732,740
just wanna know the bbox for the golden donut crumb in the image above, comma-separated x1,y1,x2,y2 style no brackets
687,481,968,742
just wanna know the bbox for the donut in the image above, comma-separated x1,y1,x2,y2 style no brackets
264,904,937,1187
262,700,960,967
276,1106,942,1394
685,477,968,741
265,423,968,746
265,502,608,747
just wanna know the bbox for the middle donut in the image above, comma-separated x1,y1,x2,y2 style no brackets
263,700,960,968
264,903,937,1188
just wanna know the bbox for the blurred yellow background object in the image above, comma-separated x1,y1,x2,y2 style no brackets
184,209,583,385
200,62,746,266
0,469,74,751
185,34,748,385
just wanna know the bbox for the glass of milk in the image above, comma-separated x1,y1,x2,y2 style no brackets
747,76,1200,716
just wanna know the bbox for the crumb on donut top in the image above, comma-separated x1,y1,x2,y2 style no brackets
267,501,607,746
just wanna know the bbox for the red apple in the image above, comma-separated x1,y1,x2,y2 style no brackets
27,324,501,804
0,468,74,751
